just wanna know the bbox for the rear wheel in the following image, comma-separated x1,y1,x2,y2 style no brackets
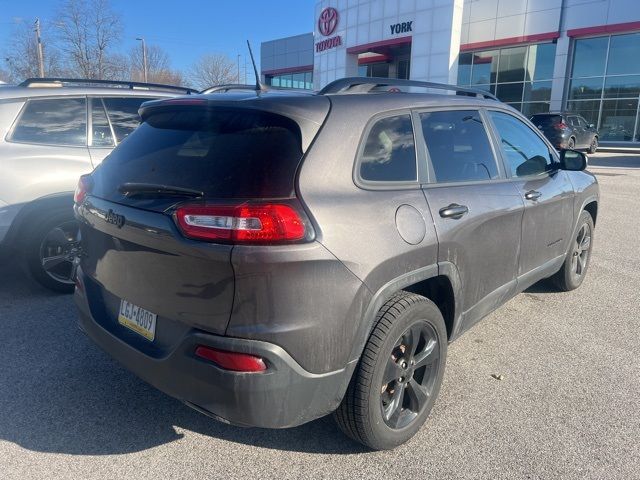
589,137,598,154
551,210,594,291
568,137,576,150
334,291,447,450
26,211,80,293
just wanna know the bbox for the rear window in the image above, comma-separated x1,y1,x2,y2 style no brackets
91,108,303,201
9,98,87,146
530,114,562,127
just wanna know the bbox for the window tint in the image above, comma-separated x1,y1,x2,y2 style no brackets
90,99,114,147
568,116,580,127
103,97,151,143
421,110,498,183
91,108,303,201
578,117,589,127
489,111,553,177
10,98,86,146
359,115,417,182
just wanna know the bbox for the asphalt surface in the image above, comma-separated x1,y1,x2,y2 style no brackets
1,153,639,479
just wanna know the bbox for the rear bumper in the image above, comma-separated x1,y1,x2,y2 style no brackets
74,280,355,429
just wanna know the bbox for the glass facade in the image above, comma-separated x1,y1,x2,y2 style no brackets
265,71,313,89
568,33,640,142
457,43,556,116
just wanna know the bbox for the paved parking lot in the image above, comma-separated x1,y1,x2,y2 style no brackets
1,153,639,480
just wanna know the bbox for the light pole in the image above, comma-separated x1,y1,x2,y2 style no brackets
136,37,148,83
34,18,45,78
237,54,241,84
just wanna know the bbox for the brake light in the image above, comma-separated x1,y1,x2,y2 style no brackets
174,203,308,243
555,121,569,130
195,346,267,372
74,174,92,204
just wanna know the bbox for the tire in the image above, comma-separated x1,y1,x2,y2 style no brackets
334,291,447,450
588,137,598,154
568,137,576,150
551,210,594,292
25,210,79,294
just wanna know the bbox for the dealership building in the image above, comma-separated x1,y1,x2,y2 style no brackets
260,0,640,145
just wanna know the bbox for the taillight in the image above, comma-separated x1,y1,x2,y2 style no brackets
195,346,267,372
174,202,309,244
74,174,92,204
555,121,569,130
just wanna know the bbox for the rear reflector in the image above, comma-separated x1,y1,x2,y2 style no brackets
174,203,307,243
195,346,267,372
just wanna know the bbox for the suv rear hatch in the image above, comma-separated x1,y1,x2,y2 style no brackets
76,96,329,350
530,114,565,138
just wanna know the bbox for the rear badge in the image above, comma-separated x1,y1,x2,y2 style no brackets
105,209,126,228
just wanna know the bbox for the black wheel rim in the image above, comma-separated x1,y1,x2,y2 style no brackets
380,321,439,430
571,222,592,278
39,221,80,285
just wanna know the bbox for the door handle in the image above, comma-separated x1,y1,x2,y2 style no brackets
525,190,542,201
439,204,469,219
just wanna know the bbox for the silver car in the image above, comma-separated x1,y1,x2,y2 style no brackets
0,78,195,292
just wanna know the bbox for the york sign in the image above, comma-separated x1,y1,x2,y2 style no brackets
316,7,343,52
390,21,413,34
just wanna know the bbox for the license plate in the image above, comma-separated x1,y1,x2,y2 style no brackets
118,300,157,341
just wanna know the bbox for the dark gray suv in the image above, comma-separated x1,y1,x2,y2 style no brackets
74,78,599,450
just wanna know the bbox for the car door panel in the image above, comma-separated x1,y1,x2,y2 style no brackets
417,108,523,325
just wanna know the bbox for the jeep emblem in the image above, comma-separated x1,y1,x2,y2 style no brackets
105,209,125,228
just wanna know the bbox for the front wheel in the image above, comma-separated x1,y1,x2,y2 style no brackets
551,210,594,291
589,137,598,154
26,211,80,293
334,292,447,450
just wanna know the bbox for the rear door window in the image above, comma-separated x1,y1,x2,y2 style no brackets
92,107,303,202
358,114,417,183
420,110,499,183
102,97,153,143
90,98,114,147
9,97,87,146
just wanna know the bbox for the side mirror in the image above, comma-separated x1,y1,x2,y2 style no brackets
589,124,595,129
560,149,587,171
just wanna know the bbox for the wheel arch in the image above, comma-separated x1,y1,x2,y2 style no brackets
583,199,598,226
348,263,463,365
4,192,74,249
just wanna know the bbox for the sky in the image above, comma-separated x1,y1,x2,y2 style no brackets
0,0,316,79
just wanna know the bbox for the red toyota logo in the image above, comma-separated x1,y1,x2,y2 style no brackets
318,7,339,37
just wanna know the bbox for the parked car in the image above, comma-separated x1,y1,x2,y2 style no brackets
0,78,195,292
530,112,599,153
73,78,599,450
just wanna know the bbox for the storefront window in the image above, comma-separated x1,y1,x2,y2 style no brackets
265,71,313,90
568,33,640,142
458,43,556,115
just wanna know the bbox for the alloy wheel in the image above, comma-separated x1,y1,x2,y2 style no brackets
571,222,591,277
380,322,439,429
39,221,80,285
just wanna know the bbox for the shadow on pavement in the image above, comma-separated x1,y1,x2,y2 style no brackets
0,257,366,456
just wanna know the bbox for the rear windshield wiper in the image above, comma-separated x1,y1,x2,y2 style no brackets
118,182,204,198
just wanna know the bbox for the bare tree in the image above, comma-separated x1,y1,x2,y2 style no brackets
55,0,123,79
129,44,184,85
4,21,64,81
188,53,238,90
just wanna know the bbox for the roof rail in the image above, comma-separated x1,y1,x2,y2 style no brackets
19,77,197,94
200,84,260,94
318,77,499,101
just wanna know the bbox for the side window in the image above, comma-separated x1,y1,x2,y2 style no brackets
10,98,87,146
568,116,580,127
90,98,114,147
578,116,589,127
359,114,417,182
420,110,499,183
103,97,152,143
489,111,553,177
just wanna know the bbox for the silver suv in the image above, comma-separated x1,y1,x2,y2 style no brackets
73,78,599,450
0,78,194,292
